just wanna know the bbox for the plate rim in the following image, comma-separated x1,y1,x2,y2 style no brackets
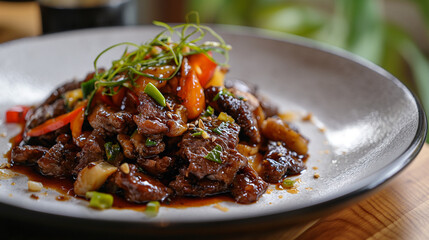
0,25,427,235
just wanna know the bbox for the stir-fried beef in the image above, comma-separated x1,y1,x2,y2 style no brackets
73,129,106,175
11,145,48,165
37,134,80,177
169,168,229,197
180,117,247,184
42,80,81,106
231,166,268,204
109,164,171,203
134,93,187,137
88,104,135,134
205,86,261,144
137,156,175,177
260,141,306,183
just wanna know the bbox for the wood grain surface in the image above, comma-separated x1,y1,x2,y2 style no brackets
0,3,428,239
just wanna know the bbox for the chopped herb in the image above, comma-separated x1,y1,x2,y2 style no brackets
145,201,161,217
104,142,121,162
145,138,158,147
203,106,214,116
218,112,234,123
282,179,295,189
204,144,222,163
86,191,114,209
213,88,233,101
192,130,203,137
238,96,245,100
144,82,166,107
212,122,228,134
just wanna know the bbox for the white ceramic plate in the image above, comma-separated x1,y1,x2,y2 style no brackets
0,26,426,236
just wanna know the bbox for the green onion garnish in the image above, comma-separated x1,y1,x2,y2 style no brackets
203,106,214,117
212,122,228,134
145,138,157,147
104,142,121,162
81,78,97,99
204,144,222,163
86,191,114,209
282,179,295,189
84,13,231,114
145,201,161,217
192,131,203,137
144,82,166,107
213,88,233,101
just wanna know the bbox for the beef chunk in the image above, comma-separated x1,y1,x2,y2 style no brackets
23,98,68,146
42,80,81,106
109,164,171,203
117,133,166,159
180,117,247,184
169,168,228,197
260,141,306,183
231,166,268,204
88,104,135,134
137,156,174,177
37,134,80,177
73,129,106,175
133,93,187,137
205,86,261,144
11,145,49,165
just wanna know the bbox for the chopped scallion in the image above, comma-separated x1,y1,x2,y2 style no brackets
104,142,121,162
145,138,157,147
145,201,160,217
192,131,203,137
213,88,233,101
204,144,222,163
282,179,295,189
144,82,166,107
203,106,214,116
86,191,114,209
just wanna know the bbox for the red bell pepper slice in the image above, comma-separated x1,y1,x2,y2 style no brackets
188,52,217,88
27,105,85,137
5,105,30,123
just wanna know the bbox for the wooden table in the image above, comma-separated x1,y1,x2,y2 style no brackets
1,2,429,239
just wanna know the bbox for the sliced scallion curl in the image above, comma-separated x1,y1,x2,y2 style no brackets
86,191,114,209
204,144,222,163
145,138,157,147
84,12,230,113
144,82,166,107
145,201,161,217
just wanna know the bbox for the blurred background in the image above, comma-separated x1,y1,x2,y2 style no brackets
0,0,428,141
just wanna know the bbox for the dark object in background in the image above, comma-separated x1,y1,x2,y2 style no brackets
38,0,134,34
